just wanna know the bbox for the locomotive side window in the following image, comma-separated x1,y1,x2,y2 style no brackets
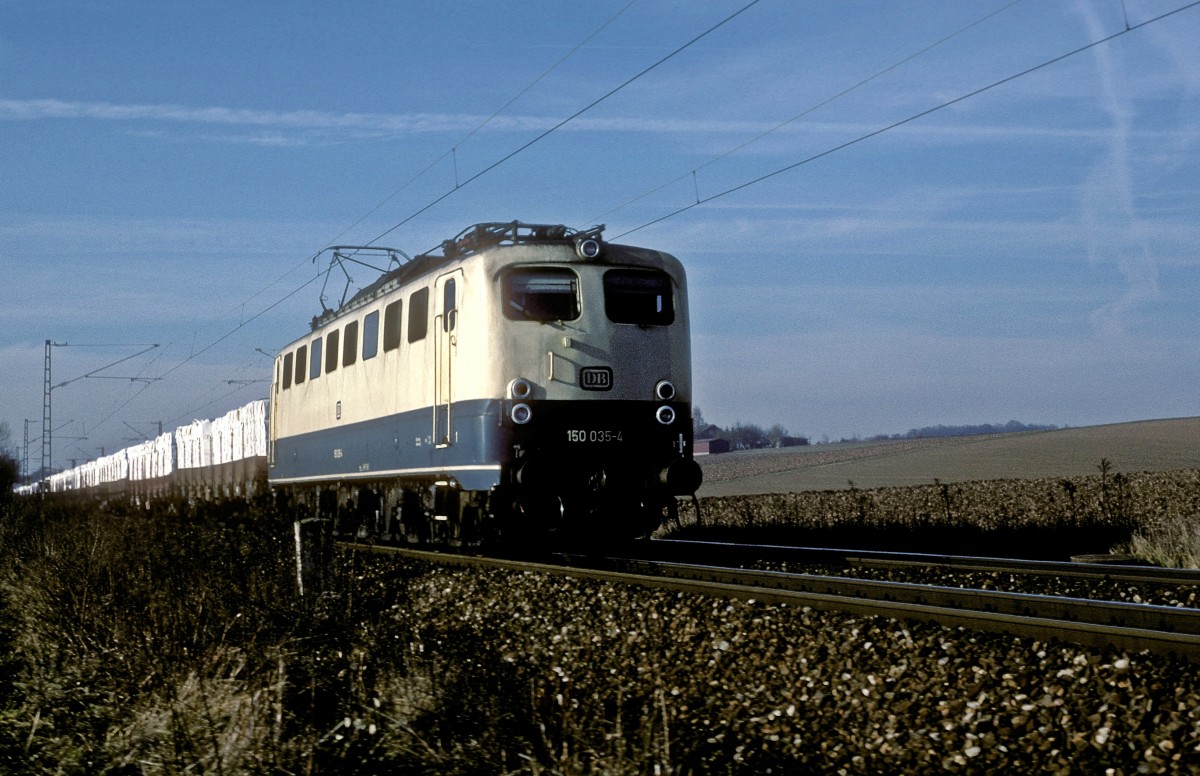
443,278,457,331
343,321,359,367
283,352,293,390
503,267,579,321
363,310,380,360
295,345,307,385
604,269,674,325
383,299,403,352
325,330,339,373
408,287,429,343
309,338,322,381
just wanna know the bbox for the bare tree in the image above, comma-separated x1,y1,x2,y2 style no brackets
766,423,789,447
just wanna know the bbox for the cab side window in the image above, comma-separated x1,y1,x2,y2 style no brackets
443,279,457,331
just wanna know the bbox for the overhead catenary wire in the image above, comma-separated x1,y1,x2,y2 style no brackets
121,0,657,420
365,0,765,247
320,0,642,251
129,0,765,427
613,0,1200,239
57,1,1197,459
591,0,1028,225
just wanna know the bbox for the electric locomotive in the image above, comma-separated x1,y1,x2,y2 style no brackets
268,221,702,544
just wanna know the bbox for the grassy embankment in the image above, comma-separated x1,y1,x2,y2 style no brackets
0,418,1197,771
2,497,1199,773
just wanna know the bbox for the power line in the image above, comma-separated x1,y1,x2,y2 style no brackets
366,0,765,246
116,1,762,418
591,0,1028,225
119,2,652,425
156,273,320,379
29,1,768,465
320,0,642,251
614,0,1200,239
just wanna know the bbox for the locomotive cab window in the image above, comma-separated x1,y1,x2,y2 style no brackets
604,269,674,325
282,353,293,390
503,267,580,322
443,279,457,331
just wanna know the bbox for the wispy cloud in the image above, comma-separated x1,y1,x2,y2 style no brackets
0,95,1155,146
0,98,466,131
1075,1,1161,337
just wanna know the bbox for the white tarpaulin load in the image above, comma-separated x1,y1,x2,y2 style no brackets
48,469,74,492
175,419,213,470
129,432,175,481
242,400,268,458
153,431,175,477
211,400,268,465
96,449,129,485
30,398,267,494
127,441,151,482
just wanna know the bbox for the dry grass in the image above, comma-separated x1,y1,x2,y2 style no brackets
3,498,1200,772
1121,513,1200,570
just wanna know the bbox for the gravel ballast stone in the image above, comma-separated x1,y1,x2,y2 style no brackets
364,555,1200,773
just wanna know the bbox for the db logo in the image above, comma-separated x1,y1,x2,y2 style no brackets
580,366,613,391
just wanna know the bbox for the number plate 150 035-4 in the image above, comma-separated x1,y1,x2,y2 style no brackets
565,429,623,443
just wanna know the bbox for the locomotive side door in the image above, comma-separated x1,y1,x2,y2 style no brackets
432,270,463,448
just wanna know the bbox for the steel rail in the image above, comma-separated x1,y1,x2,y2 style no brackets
345,542,1200,663
636,539,1200,587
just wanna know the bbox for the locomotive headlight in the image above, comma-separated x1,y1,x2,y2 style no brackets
654,380,676,401
655,405,676,425
575,238,602,260
511,403,533,425
509,377,533,400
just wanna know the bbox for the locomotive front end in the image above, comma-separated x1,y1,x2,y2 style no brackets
486,227,702,538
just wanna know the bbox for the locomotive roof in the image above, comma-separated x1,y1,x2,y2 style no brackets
309,221,607,330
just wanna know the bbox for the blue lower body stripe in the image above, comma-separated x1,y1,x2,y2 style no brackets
269,398,506,491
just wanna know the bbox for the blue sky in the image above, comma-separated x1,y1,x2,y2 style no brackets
2,0,1198,471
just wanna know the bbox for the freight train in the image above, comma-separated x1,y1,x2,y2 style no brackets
19,222,703,544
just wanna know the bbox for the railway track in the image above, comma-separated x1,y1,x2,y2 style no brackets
632,538,1200,587
342,539,1200,663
